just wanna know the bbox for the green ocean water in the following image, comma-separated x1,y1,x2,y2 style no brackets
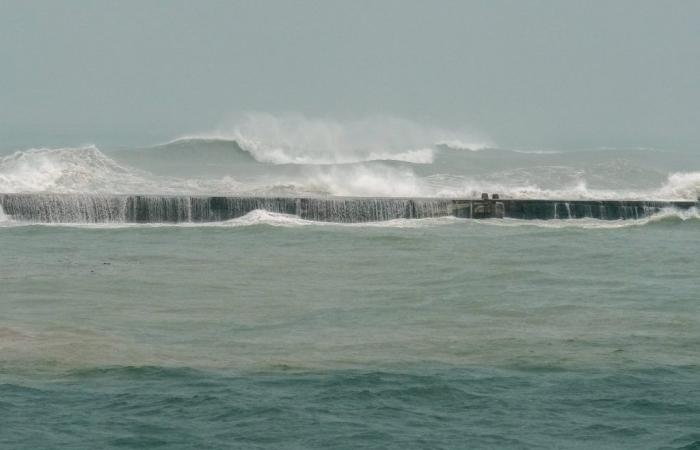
1,218,699,449
3,2,700,445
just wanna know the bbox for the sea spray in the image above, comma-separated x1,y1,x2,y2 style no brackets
657,172,700,200
175,113,491,164
2,131,700,201
0,146,156,194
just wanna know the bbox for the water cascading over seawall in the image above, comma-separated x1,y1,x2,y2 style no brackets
0,194,696,224
0,194,452,223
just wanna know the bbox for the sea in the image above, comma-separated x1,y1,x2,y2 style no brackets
1,116,699,449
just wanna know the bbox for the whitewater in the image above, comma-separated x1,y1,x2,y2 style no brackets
2,116,700,450
1,115,700,204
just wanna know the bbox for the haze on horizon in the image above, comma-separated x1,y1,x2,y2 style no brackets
1,0,698,150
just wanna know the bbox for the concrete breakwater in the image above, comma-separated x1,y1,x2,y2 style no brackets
0,194,697,223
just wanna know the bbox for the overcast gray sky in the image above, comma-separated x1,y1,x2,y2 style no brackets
1,0,698,149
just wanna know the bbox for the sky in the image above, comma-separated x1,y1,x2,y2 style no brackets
1,0,698,149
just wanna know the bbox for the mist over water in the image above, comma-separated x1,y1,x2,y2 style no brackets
3,0,700,446
2,115,700,450
1,114,700,202
182,113,490,164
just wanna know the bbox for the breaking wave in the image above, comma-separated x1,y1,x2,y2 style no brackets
0,145,149,194
2,144,700,200
0,145,243,195
175,113,492,165
1,113,699,201
656,172,700,200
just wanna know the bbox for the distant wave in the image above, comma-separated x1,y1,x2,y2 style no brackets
435,140,492,152
1,140,699,201
149,137,259,163
160,137,437,165
175,113,492,165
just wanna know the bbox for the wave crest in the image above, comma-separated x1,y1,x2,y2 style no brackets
656,172,700,200
177,113,491,165
0,146,155,194
0,146,243,195
2,136,699,201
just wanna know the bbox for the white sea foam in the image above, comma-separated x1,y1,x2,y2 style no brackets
0,146,157,194
0,209,463,229
0,145,244,195
424,172,700,201
435,139,490,152
298,164,429,197
177,113,492,165
656,172,700,200
645,206,700,223
3,207,697,230
220,210,461,228
1,138,699,201
477,207,700,229
431,179,625,200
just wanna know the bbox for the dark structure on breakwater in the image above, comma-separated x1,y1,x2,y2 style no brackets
0,193,696,224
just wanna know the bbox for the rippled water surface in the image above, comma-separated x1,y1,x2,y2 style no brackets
1,219,699,449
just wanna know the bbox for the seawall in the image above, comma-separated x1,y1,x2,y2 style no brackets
0,194,696,223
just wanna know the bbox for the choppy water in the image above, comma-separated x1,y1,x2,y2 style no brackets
2,117,700,449
2,219,699,449
2,114,700,200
